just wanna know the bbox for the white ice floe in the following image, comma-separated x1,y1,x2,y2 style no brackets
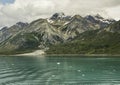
57,62,61,65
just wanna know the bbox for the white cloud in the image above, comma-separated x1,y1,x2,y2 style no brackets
105,6,120,20
0,0,120,27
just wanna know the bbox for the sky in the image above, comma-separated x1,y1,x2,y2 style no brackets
0,0,120,27
0,0,14,4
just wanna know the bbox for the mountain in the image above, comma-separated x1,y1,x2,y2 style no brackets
0,13,118,54
61,15,99,39
0,22,28,43
106,20,120,33
0,19,64,54
85,14,115,29
46,20,120,54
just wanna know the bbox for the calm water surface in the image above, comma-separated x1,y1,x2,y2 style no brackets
0,55,120,85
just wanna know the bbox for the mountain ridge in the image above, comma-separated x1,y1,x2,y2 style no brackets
0,13,119,55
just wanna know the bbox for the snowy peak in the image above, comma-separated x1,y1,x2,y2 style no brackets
0,26,8,32
94,14,115,24
85,14,115,24
48,13,72,27
50,12,65,20
85,15,97,23
95,14,104,20
15,22,29,28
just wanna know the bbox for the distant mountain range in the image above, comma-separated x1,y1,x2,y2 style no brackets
0,12,119,55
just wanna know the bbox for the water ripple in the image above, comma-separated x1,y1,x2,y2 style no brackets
0,56,120,85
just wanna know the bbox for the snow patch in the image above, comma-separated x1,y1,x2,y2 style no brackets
17,50,45,56
64,22,69,25
47,19,54,23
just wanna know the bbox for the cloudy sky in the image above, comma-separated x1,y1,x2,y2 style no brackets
0,0,120,27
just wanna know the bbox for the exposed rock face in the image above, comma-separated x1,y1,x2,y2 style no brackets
0,22,28,43
60,14,115,40
24,19,64,45
16,22,29,28
106,20,120,33
0,13,117,53
85,14,115,29
61,15,98,39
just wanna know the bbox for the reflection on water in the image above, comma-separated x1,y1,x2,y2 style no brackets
0,56,120,85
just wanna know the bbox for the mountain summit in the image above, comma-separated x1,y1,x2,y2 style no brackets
50,12,65,20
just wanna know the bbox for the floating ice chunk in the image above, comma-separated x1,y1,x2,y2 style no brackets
57,62,60,65
77,70,81,72
52,75,55,77
82,74,85,77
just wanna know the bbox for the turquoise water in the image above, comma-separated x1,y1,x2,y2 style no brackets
0,56,120,85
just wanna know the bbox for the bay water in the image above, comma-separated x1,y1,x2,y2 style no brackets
0,55,120,85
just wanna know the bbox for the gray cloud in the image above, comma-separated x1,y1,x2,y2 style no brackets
0,0,120,27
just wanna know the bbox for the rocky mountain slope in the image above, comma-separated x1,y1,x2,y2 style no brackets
47,20,120,54
0,13,117,54
0,22,28,43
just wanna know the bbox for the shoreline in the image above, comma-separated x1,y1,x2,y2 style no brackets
44,54,120,57
0,53,120,57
